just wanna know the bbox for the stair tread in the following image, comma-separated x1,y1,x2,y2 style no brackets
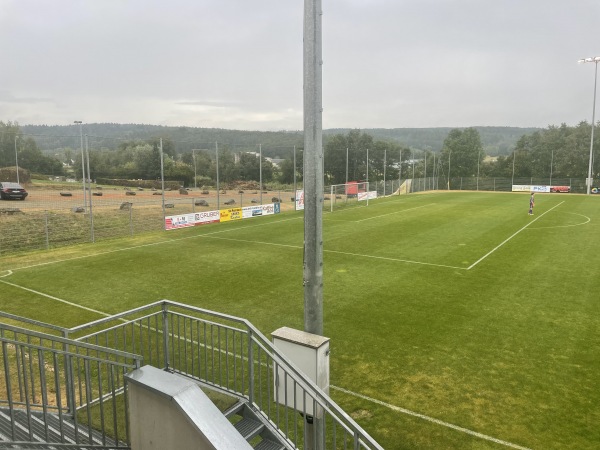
254,438,286,450
234,416,263,439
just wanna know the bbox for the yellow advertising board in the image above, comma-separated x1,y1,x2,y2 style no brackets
220,207,242,222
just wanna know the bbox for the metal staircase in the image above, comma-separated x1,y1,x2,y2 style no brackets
224,401,289,450
1,300,384,450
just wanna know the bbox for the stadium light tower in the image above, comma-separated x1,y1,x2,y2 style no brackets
578,56,600,195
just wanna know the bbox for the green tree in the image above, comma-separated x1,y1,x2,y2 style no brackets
440,128,485,178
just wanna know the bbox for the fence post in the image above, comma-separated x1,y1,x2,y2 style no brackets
247,328,254,405
45,211,50,250
63,330,75,414
129,206,134,236
162,303,170,370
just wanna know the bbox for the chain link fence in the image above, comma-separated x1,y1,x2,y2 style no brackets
0,185,298,256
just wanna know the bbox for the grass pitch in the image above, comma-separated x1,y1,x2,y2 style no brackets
1,191,599,449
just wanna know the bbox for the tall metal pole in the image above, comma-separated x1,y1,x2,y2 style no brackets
550,148,554,186
193,149,197,189
303,3,324,448
216,142,220,210
366,148,369,185
259,144,263,206
303,0,324,337
14,136,19,184
74,121,86,211
578,56,600,195
293,145,297,208
477,147,480,191
398,149,402,194
383,149,387,196
447,149,450,191
345,147,349,185
85,135,94,242
511,150,516,188
160,138,166,226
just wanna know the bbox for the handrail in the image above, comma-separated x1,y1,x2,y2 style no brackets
1,300,384,449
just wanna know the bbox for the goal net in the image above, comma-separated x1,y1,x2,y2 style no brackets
325,181,372,212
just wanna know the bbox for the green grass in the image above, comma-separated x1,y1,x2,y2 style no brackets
1,191,599,449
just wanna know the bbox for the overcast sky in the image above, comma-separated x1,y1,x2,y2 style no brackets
2,0,600,131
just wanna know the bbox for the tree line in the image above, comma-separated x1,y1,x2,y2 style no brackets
2,121,598,187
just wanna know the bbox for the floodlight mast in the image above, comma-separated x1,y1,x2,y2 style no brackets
578,56,600,195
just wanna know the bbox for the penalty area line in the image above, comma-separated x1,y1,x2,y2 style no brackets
0,279,113,318
354,203,433,223
467,201,564,271
331,385,531,450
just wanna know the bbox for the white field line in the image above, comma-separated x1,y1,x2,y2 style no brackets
530,212,590,229
0,215,302,274
198,235,466,270
466,202,564,271
0,278,116,318
0,276,531,449
331,385,532,450
324,249,466,270
354,204,433,223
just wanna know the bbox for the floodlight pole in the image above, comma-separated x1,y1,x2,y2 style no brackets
578,56,600,195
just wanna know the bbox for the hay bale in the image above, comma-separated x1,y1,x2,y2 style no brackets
251,199,259,204
165,203,175,208
125,191,136,196
59,192,72,197
179,188,188,195
271,197,281,203
224,199,236,205
195,199,209,206
92,192,103,196
119,202,132,210
72,206,85,213
201,190,210,195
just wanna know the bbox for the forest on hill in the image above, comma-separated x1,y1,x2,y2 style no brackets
20,124,539,158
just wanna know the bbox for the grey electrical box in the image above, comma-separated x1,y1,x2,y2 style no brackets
272,327,330,417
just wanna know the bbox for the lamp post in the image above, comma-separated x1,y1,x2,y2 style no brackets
14,136,19,184
74,121,87,210
578,56,600,195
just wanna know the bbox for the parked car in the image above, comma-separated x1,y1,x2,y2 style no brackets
0,182,28,200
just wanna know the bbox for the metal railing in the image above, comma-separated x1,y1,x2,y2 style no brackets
0,321,142,448
1,300,383,449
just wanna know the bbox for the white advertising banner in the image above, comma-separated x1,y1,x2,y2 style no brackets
194,210,221,225
295,190,305,210
512,185,550,193
358,191,378,201
165,213,196,230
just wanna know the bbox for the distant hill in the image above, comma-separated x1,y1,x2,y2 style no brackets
22,124,539,158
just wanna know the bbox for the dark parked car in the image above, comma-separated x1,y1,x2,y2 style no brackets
0,182,28,200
